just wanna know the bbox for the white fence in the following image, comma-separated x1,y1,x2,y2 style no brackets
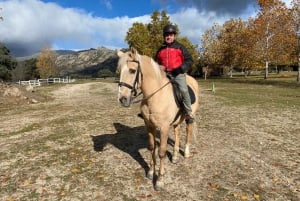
18,77,74,87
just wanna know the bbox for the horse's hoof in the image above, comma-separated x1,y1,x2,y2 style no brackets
154,181,164,191
184,153,191,158
172,156,178,164
147,171,154,180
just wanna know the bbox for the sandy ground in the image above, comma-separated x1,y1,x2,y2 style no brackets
0,81,299,201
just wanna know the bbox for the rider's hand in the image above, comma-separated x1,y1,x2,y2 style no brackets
171,67,183,76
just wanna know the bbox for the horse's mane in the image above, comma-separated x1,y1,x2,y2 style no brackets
141,54,164,83
118,49,164,83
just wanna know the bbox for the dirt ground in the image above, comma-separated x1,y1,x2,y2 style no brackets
0,81,299,201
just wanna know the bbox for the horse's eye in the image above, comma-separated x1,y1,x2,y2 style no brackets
129,69,136,74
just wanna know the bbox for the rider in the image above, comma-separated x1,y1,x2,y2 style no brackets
155,24,194,123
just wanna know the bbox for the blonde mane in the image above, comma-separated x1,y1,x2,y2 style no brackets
139,55,164,84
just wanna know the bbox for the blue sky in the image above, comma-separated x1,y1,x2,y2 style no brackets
0,0,293,57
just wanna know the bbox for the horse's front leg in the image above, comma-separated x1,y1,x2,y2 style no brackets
172,124,180,164
185,122,193,158
146,125,156,180
155,126,170,191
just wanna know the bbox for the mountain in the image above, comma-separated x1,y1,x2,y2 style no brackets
17,47,121,78
55,47,119,77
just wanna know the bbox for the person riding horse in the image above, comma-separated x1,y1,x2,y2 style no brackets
156,24,194,123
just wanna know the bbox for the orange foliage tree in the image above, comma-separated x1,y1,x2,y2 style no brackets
36,47,58,78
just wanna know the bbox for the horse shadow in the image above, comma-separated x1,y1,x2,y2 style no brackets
91,122,184,176
91,122,150,173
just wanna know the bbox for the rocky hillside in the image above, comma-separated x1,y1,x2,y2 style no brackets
55,47,120,77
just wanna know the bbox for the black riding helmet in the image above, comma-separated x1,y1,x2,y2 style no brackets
163,24,177,36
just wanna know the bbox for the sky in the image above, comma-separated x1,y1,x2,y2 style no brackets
0,0,293,57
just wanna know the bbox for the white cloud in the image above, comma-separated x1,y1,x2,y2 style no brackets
101,0,112,10
0,0,294,57
0,0,150,56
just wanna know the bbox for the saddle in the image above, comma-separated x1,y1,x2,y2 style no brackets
170,79,196,109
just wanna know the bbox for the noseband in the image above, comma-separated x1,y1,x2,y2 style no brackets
118,59,142,99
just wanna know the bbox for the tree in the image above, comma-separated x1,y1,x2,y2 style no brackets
255,0,294,79
0,44,17,81
201,23,223,77
126,10,170,57
24,58,38,80
97,69,114,78
125,22,151,55
125,10,199,74
12,58,38,81
36,47,58,78
292,0,300,82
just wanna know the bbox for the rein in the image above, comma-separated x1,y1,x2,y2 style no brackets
134,81,171,103
118,59,171,104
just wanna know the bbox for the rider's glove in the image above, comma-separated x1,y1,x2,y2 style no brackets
171,67,183,77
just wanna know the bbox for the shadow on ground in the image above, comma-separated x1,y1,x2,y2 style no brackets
91,122,150,173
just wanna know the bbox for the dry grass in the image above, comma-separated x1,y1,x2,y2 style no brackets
0,76,299,201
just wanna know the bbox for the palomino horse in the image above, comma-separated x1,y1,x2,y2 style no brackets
117,47,199,190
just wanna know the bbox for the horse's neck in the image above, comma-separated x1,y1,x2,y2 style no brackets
140,56,169,97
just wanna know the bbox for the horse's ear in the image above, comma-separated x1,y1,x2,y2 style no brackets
130,47,138,60
117,50,124,58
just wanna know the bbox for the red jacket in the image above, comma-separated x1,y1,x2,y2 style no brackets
155,40,193,73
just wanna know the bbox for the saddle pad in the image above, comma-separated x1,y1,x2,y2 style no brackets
188,85,196,104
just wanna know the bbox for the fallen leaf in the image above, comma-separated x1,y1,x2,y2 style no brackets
207,194,213,199
97,174,105,179
208,183,218,191
71,167,81,174
253,194,260,200
23,180,31,186
60,190,66,196
241,195,248,200
273,177,278,183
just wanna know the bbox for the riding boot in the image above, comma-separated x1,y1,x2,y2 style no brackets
185,113,194,124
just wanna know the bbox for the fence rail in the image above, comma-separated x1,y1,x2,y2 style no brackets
18,77,74,87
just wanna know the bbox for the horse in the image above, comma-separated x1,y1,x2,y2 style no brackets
117,47,199,190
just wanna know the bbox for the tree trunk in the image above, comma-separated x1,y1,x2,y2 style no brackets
264,61,268,79
297,55,300,83
204,66,208,80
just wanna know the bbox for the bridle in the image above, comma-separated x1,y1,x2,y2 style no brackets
118,59,171,104
118,59,143,102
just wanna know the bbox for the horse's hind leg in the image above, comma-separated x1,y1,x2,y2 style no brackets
185,123,193,158
172,124,180,164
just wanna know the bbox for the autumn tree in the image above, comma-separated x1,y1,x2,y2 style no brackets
200,23,223,78
36,47,58,78
255,0,294,79
218,18,253,76
125,10,199,74
292,0,300,82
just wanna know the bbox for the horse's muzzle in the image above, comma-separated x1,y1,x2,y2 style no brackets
119,96,131,107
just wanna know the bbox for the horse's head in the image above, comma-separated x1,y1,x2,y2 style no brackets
117,47,142,107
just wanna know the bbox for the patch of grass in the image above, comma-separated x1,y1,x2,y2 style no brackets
198,74,300,108
11,123,42,135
